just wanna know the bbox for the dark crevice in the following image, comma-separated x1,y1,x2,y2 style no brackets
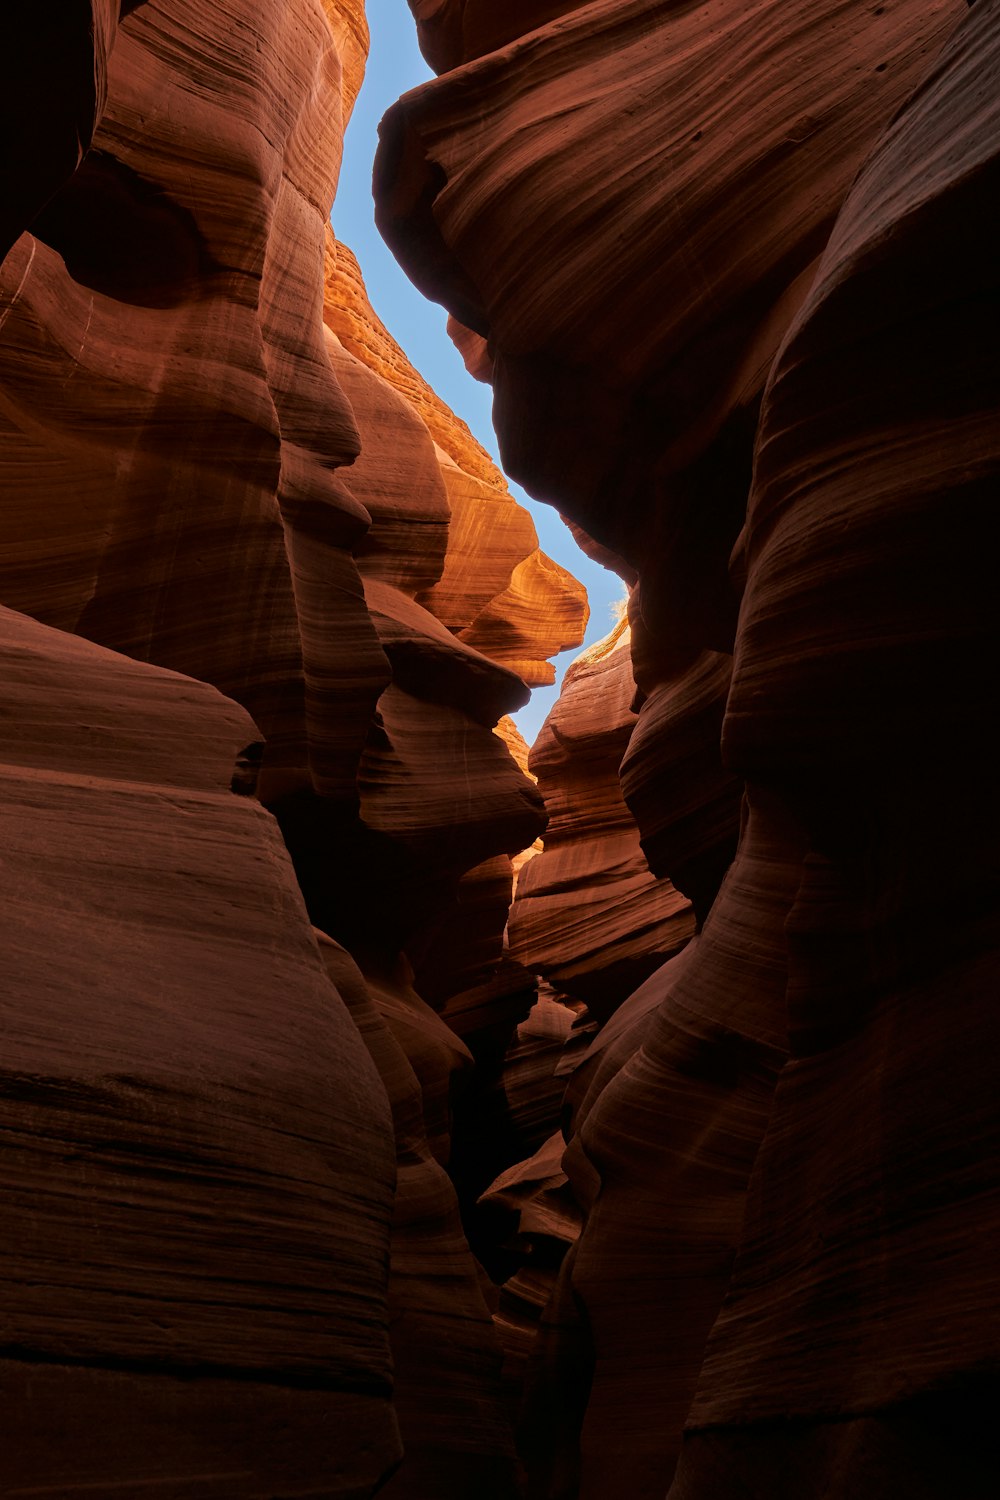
30,149,220,307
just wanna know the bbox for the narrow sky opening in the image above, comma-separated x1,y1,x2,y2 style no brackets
332,18,624,745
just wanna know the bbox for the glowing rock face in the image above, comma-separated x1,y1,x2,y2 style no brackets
507,618,695,1017
0,2,585,1493
5,0,998,1492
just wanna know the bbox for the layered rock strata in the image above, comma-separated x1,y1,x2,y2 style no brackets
6,0,996,1492
0,604,400,1495
674,5,1000,1492
507,615,695,1020
0,1,586,1494
318,937,520,1498
379,0,998,1496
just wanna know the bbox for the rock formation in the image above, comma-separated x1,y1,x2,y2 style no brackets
674,6,1000,1492
3,0,998,1494
0,1,585,1494
378,0,999,1496
507,614,695,1020
0,603,401,1495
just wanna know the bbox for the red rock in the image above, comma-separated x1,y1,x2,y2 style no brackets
421,450,539,633
318,937,520,1497
378,5,998,1497
446,313,494,382
359,683,544,931
407,1,600,72
480,1130,583,1400
620,630,742,923
363,577,530,723
508,617,694,1017
377,0,960,549
415,855,519,1006
0,0,375,810
328,332,451,595
325,236,587,684
324,231,506,490
517,793,799,1496
19,0,993,1492
501,988,597,1157
672,4,1000,1491
320,228,585,993
375,1,965,1008
1,3,589,1494
0,605,400,1495
459,546,590,688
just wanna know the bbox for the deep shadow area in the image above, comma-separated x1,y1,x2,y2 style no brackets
31,149,218,307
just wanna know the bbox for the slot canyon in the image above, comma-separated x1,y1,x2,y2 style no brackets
0,1,997,1495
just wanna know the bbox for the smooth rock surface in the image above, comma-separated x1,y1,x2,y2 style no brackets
674,3,1000,1491
0,605,400,1496
378,0,961,547
508,618,694,1017
379,3,998,1497
318,937,520,1499
0,3,587,1493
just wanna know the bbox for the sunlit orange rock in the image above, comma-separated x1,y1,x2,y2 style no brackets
325,233,587,689
1,0,375,808
325,231,503,489
321,226,585,1002
508,616,694,1018
0,2,587,1494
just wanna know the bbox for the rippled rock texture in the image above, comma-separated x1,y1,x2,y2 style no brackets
507,615,694,1020
0,603,400,1495
0,1,585,1494
380,0,999,1496
5,0,998,1493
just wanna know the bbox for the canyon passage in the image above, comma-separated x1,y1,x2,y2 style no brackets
0,2,997,1497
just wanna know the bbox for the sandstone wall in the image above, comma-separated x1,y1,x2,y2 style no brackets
379,1,999,1495
0,1,585,1493
4,0,997,1493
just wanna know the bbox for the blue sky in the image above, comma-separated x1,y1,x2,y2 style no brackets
332,19,623,744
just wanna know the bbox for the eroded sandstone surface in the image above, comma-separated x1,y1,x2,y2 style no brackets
0,604,401,1493
0,2,584,1494
2,0,997,1495
377,0,1000,1496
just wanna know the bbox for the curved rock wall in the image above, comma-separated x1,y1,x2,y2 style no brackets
0,1,585,1494
0,603,401,1495
676,6,1000,1491
507,615,694,1021
5,0,997,1493
378,1,999,1496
